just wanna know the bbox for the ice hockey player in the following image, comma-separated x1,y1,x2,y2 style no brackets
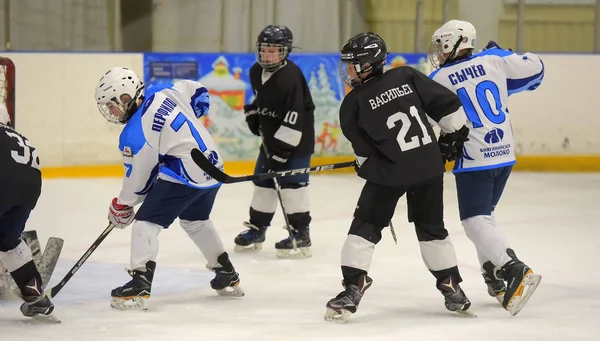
428,20,543,316
324,32,473,323
94,67,244,311
234,25,316,259
0,102,57,321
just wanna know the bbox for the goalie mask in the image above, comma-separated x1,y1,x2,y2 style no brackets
339,32,388,89
256,25,293,72
429,20,476,69
95,67,144,124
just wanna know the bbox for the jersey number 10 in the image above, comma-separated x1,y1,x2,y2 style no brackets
457,80,506,128
386,106,433,152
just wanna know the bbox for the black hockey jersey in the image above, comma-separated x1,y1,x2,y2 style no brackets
340,66,464,187
249,60,315,156
0,124,42,208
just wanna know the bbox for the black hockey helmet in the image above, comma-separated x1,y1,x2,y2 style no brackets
339,32,388,89
256,25,293,72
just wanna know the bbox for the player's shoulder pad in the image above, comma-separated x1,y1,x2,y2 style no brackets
474,48,515,60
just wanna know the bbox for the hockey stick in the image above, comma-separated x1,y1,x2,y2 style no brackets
191,148,355,184
258,132,297,250
46,223,115,298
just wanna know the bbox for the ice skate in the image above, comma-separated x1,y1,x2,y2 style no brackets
275,226,312,259
324,274,372,323
482,261,506,304
208,252,244,297
110,261,155,311
19,277,60,323
438,275,476,317
233,222,267,253
501,249,542,316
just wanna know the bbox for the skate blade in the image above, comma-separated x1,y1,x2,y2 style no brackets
506,272,542,316
215,283,245,297
324,307,353,324
456,308,477,318
31,312,61,324
233,243,263,253
110,296,149,311
495,292,505,305
276,247,312,259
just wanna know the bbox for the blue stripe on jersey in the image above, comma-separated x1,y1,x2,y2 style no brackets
160,159,221,189
452,160,516,173
475,48,514,58
118,92,159,155
429,68,442,79
119,111,146,155
507,59,545,96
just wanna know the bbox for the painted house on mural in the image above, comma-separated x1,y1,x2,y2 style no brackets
199,56,247,110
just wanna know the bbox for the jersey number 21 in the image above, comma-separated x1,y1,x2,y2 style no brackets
386,106,432,152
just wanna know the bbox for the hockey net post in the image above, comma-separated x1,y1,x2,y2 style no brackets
0,57,15,128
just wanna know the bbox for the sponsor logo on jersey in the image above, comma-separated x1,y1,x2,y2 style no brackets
484,128,504,144
123,146,133,157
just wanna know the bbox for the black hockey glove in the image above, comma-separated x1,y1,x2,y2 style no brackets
438,126,470,162
244,104,260,136
264,147,291,172
485,40,512,52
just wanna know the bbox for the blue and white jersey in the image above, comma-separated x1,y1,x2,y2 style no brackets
429,48,544,172
117,80,222,207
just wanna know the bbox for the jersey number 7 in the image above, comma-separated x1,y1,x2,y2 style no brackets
386,105,433,152
170,112,207,152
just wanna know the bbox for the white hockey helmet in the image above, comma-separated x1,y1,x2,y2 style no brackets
429,20,477,69
95,67,144,124
0,102,10,125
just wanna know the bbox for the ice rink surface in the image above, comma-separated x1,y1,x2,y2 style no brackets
1,172,598,341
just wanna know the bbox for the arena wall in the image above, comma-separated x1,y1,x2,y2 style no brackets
3,52,599,177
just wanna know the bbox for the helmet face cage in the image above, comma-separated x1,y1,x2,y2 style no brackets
97,93,132,124
428,39,446,70
97,85,143,124
338,60,364,89
256,43,288,72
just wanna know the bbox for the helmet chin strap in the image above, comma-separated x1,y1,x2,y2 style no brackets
441,35,464,67
121,85,146,123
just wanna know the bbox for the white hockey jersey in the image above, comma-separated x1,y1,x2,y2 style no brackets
429,48,544,173
116,80,223,207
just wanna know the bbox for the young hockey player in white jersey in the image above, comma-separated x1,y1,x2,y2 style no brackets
95,67,244,310
428,20,544,316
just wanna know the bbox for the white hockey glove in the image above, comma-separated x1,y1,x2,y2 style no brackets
108,198,135,229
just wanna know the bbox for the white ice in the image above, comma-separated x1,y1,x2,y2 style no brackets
1,172,599,341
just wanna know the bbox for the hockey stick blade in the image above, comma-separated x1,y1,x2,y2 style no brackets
46,223,115,298
191,148,355,184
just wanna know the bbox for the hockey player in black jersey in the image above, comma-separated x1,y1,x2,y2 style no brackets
324,32,473,323
0,103,57,321
234,25,316,259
